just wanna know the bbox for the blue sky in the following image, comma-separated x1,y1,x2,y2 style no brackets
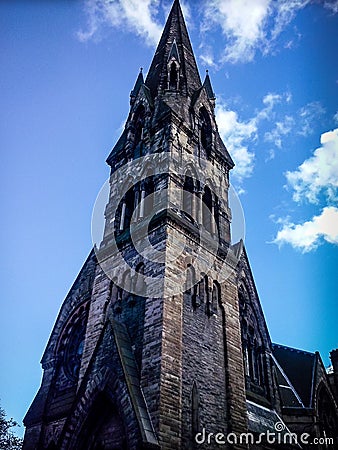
1,0,338,435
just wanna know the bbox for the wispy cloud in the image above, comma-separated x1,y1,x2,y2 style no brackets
199,45,218,69
215,91,290,184
216,106,256,183
77,0,162,46
202,0,271,63
297,101,325,137
333,111,338,124
286,128,338,203
200,0,325,64
264,115,294,148
324,0,338,14
273,206,338,252
262,100,324,155
269,0,310,41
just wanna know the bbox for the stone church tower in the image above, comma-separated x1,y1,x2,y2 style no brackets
24,1,338,449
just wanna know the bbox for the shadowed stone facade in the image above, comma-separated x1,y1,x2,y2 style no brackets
23,1,338,449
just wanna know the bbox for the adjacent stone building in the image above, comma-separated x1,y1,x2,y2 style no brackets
23,1,338,448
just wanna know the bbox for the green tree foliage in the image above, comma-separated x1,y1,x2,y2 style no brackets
0,403,23,450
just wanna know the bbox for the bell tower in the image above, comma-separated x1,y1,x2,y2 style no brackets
23,1,255,449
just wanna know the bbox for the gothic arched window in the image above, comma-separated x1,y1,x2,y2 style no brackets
199,107,212,155
211,281,219,315
169,62,179,90
119,186,135,231
318,385,338,441
238,283,267,394
185,264,197,308
143,176,155,218
183,172,195,218
202,186,212,232
133,104,145,157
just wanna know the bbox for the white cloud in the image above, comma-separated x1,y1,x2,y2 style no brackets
203,0,271,63
270,0,310,41
297,101,325,137
77,0,162,46
199,45,218,69
286,128,338,203
262,92,283,108
258,91,291,120
274,128,338,252
216,91,292,181
273,206,338,252
324,0,338,14
216,106,256,182
201,0,322,64
262,101,324,153
264,115,294,148
333,111,338,124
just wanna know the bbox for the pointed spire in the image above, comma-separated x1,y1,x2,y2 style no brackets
203,70,215,100
130,67,144,103
145,0,202,98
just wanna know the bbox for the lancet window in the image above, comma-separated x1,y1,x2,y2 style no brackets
169,61,179,90
117,176,155,232
199,107,212,155
133,104,145,158
238,283,266,392
183,172,195,219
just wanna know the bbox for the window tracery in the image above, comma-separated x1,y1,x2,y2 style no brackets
59,304,89,383
184,268,220,317
238,283,266,393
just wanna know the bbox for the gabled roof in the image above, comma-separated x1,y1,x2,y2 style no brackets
272,343,317,408
168,38,180,62
145,0,202,98
106,129,127,166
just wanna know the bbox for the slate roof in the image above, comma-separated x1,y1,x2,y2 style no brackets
272,344,317,408
111,318,160,448
247,400,286,434
106,129,127,166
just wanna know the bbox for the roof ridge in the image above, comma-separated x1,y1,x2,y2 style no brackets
272,342,316,356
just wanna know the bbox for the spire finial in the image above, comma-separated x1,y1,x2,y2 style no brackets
130,67,145,103
203,69,215,101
